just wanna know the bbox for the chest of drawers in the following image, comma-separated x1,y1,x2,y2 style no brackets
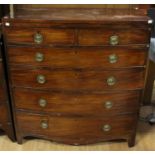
0,32,15,141
2,7,152,147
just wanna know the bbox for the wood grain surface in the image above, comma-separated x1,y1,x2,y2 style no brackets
0,119,154,150
2,6,151,147
5,28,75,45
7,46,148,68
78,28,150,46
13,88,141,116
16,112,137,145
10,68,145,91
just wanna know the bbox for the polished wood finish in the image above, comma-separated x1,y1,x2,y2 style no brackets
5,28,75,45
13,88,141,116
12,8,149,21
4,27,150,46
16,112,137,145
13,4,140,9
10,68,145,91
78,29,150,46
2,6,151,147
7,46,148,68
1,120,155,151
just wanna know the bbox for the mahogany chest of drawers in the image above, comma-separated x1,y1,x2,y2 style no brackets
2,7,152,147
0,32,15,141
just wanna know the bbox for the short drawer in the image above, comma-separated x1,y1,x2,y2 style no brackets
79,28,150,46
5,28,75,45
11,68,145,91
14,88,141,116
16,112,136,145
8,46,147,68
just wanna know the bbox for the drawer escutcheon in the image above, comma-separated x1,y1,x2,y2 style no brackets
34,33,43,44
102,124,111,132
105,101,113,109
35,52,44,62
40,120,48,129
107,76,116,86
109,54,118,63
37,75,46,84
110,35,119,46
38,99,47,107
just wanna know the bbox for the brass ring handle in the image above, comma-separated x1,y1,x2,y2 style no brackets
109,54,118,64
102,124,111,132
38,99,47,107
105,101,113,109
34,32,43,44
107,76,116,86
35,52,44,62
110,35,119,46
40,121,48,129
37,75,46,84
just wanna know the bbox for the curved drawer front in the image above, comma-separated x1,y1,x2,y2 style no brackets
14,88,140,116
79,28,150,46
8,46,147,68
16,112,136,145
5,28,75,45
11,68,145,91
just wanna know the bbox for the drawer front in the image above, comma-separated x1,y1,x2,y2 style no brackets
14,88,140,116
16,112,136,144
8,46,147,68
79,29,150,46
5,28,75,45
11,68,145,91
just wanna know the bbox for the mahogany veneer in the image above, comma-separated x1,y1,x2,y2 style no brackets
2,6,152,147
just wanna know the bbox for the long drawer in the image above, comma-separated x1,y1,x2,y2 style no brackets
79,28,150,46
16,112,137,145
8,46,147,68
5,28,75,45
13,88,141,116
10,68,145,91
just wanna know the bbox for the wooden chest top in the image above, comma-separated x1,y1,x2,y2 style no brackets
2,8,150,27
13,8,149,21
